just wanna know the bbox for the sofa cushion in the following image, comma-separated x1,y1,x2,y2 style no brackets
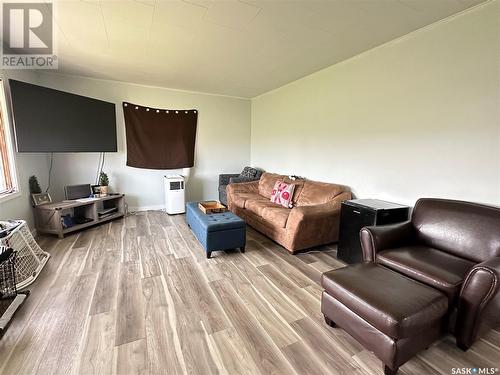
231,192,262,209
258,173,286,199
376,246,476,301
262,207,290,228
296,180,345,206
321,263,448,339
246,199,279,216
284,177,305,205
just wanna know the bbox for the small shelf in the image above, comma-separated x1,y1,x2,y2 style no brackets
35,194,125,238
62,219,98,234
98,207,118,216
97,212,123,223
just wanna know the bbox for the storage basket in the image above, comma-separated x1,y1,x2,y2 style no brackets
0,245,29,337
0,220,50,290
0,247,17,300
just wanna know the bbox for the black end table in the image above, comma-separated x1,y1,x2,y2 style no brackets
337,199,409,264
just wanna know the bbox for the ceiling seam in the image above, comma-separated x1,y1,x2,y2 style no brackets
98,1,110,48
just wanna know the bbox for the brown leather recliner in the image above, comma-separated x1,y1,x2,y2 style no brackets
360,198,500,350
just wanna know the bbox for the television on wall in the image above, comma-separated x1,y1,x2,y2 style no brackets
9,80,117,152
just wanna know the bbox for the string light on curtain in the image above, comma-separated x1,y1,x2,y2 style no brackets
122,102,198,169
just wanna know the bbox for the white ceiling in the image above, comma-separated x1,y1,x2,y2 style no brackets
49,0,486,98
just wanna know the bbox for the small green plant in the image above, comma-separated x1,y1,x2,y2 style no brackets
99,172,109,186
29,175,42,194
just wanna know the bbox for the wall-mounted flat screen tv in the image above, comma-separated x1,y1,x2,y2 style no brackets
9,79,117,152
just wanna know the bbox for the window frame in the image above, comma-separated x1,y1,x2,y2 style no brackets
0,80,20,203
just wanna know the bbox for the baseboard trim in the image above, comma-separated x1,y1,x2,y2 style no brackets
128,204,166,212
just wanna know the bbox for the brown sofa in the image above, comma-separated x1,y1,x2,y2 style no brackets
360,198,500,350
226,172,351,253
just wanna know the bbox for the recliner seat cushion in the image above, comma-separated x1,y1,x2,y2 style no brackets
321,263,448,339
376,246,476,301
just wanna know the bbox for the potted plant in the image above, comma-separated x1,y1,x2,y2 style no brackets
29,175,42,194
29,175,43,206
99,172,109,195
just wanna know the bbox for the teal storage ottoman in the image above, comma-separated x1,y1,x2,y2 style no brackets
186,202,246,258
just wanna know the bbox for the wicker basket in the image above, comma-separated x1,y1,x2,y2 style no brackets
0,245,29,337
0,247,17,299
0,220,50,290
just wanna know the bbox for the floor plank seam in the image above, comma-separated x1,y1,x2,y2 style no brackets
2,213,499,375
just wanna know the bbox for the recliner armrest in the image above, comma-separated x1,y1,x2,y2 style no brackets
456,257,500,349
360,221,414,262
286,192,351,231
229,176,260,184
287,201,341,228
283,191,350,252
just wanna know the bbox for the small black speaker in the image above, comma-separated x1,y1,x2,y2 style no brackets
337,199,409,264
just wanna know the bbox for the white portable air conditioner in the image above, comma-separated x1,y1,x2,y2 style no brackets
164,174,185,214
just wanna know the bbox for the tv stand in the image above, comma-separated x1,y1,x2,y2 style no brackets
34,194,125,238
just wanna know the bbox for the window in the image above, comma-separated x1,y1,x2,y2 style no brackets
0,80,18,197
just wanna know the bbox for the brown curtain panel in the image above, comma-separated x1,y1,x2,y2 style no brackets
123,102,197,169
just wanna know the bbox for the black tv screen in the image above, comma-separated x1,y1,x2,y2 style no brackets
9,80,117,152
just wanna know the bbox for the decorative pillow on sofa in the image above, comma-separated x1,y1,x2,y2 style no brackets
270,181,295,208
240,166,258,178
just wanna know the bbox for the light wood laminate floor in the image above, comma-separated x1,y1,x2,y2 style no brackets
1,211,499,375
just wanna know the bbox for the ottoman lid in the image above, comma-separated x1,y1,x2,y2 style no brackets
321,263,448,339
198,212,245,232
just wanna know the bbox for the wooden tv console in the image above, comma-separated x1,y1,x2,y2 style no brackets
34,194,125,238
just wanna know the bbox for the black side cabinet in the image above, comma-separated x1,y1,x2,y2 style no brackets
337,199,409,264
